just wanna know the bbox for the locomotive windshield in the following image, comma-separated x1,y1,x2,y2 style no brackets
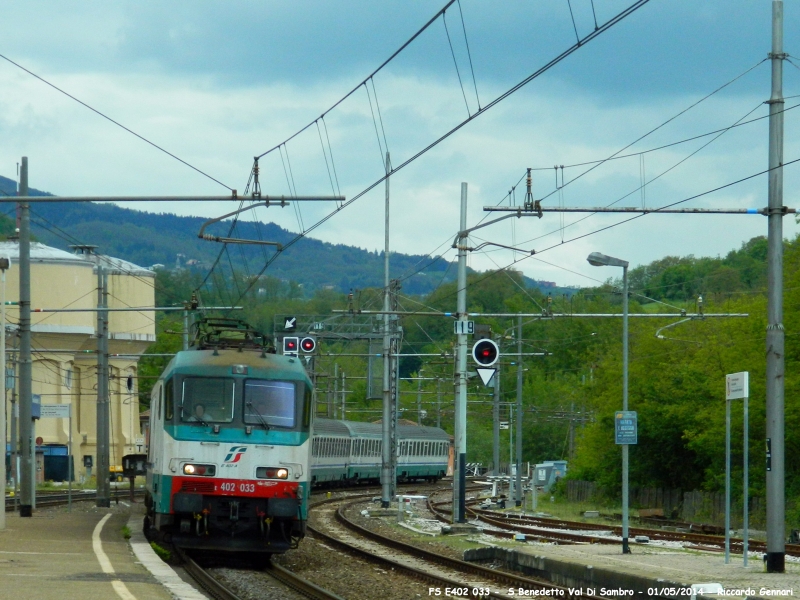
181,377,235,423
244,380,296,428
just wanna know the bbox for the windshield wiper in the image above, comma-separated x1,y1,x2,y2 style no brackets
181,405,209,427
246,401,270,431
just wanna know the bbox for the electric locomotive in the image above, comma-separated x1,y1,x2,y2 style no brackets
145,318,312,554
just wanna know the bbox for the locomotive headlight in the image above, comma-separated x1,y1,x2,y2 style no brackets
256,467,289,479
183,463,216,476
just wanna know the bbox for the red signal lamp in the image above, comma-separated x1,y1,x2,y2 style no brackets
283,336,299,355
471,339,499,367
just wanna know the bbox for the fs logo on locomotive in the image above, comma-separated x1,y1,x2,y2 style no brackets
223,446,248,465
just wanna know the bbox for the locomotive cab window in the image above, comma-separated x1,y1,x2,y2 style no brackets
164,378,174,421
244,380,296,428
180,377,235,423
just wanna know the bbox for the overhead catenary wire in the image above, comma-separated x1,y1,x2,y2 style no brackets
364,81,387,162
443,10,471,116
518,100,768,248
0,52,233,191
370,77,390,157
531,57,769,207
316,121,339,197
199,1,651,309
524,99,800,173
381,155,800,320
321,117,342,198
566,0,581,44
456,0,481,111
255,0,460,161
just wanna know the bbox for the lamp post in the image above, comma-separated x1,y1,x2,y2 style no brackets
587,251,631,554
0,257,8,531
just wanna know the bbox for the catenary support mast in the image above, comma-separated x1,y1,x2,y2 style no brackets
18,157,34,517
381,152,394,507
453,183,468,522
765,0,786,573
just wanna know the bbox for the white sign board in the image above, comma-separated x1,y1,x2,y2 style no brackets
40,404,71,418
454,320,475,335
726,371,749,400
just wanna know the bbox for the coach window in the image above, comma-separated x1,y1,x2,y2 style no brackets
181,377,235,423
245,380,296,428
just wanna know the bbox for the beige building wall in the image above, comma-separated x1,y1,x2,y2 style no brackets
2,242,155,483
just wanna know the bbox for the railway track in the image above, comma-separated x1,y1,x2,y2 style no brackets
307,493,609,600
427,496,800,558
4,489,142,510
177,547,345,600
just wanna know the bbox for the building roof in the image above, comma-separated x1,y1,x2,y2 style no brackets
0,241,154,277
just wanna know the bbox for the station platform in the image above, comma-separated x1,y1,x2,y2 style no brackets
0,501,207,600
467,537,800,598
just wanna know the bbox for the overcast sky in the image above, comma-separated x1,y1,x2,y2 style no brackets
1,1,799,289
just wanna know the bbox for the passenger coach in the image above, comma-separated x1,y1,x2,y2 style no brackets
311,418,451,485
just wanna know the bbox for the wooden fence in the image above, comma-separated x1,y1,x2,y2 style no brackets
566,480,764,526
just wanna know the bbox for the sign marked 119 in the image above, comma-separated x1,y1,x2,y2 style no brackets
454,320,474,335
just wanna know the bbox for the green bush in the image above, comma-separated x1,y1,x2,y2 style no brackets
150,542,171,562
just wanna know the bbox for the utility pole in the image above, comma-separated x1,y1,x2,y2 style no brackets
515,316,523,507
96,264,110,507
416,369,423,424
182,310,189,351
333,363,339,420
340,370,346,418
453,182,468,523
436,378,442,429
765,0,786,573
10,353,17,511
492,360,500,475
0,257,7,529
381,152,399,508
18,156,34,517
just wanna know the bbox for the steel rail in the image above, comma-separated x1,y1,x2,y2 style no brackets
178,546,345,600
327,497,609,600
5,488,143,511
428,498,800,558
175,548,241,600
307,506,511,600
267,562,346,600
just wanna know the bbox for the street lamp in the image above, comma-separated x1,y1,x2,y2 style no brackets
587,251,631,554
0,256,8,531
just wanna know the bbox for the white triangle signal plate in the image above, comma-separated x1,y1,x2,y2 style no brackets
476,368,496,386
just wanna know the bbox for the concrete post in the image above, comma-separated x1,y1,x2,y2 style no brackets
18,157,33,517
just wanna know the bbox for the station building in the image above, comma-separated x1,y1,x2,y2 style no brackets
1,241,155,483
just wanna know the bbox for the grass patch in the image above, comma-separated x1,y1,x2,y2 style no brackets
150,542,171,562
121,525,131,540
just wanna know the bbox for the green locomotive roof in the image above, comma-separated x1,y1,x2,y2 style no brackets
162,348,310,381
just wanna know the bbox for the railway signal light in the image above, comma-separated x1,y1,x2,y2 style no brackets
300,337,316,353
283,337,299,356
471,339,499,367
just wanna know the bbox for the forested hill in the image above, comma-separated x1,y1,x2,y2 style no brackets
0,174,570,296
